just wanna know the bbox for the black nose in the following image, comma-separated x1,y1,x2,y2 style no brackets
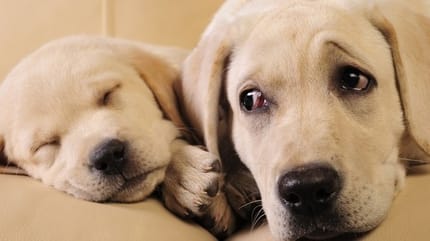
278,163,341,217
89,139,126,175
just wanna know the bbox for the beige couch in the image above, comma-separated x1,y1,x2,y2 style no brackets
1,1,429,241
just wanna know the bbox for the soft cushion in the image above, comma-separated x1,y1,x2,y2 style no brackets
0,174,215,241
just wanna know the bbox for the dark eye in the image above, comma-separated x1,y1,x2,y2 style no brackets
339,66,374,92
240,89,268,112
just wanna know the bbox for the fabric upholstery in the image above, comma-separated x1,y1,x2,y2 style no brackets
0,1,429,241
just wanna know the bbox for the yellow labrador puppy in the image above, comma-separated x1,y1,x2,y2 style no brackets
0,36,221,204
169,0,430,240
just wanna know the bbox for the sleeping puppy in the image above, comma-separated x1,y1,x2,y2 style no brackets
167,0,430,240
0,36,220,203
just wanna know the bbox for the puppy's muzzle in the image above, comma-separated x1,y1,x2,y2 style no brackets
89,139,127,175
278,163,341,217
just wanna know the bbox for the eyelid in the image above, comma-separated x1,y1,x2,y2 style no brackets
239,84,277,107
98,84,121,106
329,42,373,71
33,138,60,153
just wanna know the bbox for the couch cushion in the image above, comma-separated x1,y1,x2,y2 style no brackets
1,165,429,241
0,174,215,241
365,165,430,241
0,0,224,80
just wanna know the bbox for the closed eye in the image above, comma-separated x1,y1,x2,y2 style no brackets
101,90,113,106
98,84,121,106
34,138,60,153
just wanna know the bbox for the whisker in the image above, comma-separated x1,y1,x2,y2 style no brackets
239,199,262,210
253,216,267,230
251,206,266,230
250,204,262,220
381,147,429,168
399,157,430,167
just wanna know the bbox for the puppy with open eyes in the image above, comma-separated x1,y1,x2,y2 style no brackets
164,0,430,240
0,36,221,204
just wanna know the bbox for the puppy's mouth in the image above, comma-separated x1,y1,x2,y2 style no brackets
303,229,340,240
286,223,342,241
119,172,149,190
279,213,346,241
109,165,166,202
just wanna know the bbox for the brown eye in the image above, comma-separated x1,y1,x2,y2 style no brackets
240,89,268,112
339,66,374,92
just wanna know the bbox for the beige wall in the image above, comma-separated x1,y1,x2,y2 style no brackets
0,0,223,79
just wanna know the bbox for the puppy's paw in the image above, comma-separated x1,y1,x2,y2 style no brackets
161,140,236,237
162,141,221,216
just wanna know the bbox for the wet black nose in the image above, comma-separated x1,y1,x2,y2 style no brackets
278,163,341,217
89,139,126,175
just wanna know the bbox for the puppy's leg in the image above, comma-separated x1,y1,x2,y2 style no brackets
162,139,221,216
162,139,236,237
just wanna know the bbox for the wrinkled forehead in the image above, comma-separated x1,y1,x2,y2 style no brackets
231,2,389,79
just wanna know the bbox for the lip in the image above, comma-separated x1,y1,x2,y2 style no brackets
121,173,148,190
304,229,340,240
106,165,167,202
117,165,166,192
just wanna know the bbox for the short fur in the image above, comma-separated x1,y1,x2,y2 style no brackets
166,0,430,240
0,36,221,204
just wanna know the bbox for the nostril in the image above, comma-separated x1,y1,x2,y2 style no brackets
90,139,127,175
285,193,302,206
112,145,125,160
315,187,335,203
94,160,109,171
278,163,342,216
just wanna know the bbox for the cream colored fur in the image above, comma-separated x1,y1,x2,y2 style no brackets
0,36,221,204
171,0,430,240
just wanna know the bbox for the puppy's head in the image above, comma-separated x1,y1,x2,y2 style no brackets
0,36,187,202
181,0,430,240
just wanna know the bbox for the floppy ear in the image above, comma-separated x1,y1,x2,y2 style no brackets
0,137,26,175
135,52,185,129
179,27,233,155
369,6,430,157
117,42,189,137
